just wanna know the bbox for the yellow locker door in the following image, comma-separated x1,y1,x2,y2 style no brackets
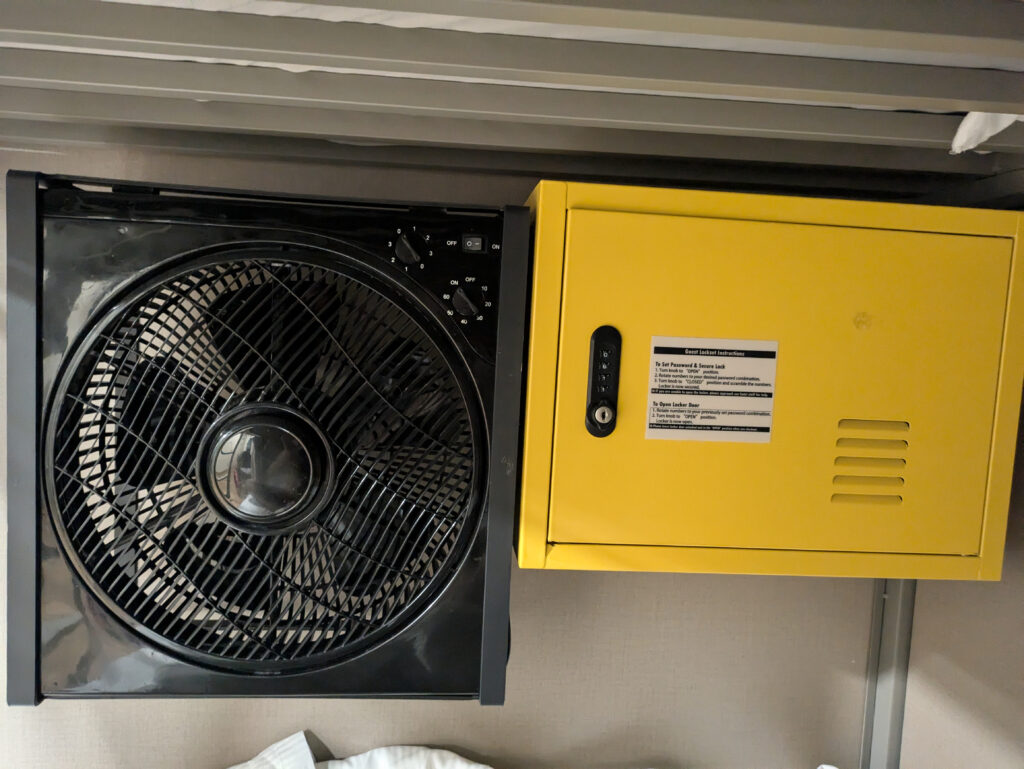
548,209,1012,555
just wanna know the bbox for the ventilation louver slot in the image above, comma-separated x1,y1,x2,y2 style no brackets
831,419,908,505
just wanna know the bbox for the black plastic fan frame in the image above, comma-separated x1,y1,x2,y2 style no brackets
41,241,489,675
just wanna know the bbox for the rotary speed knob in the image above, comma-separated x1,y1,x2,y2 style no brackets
394,233,422,265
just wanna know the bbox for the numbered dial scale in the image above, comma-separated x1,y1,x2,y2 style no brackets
384,215,503,357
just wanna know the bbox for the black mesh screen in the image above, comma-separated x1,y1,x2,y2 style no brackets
45,256,482,671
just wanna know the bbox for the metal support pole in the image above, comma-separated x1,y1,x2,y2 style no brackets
860,579,917,769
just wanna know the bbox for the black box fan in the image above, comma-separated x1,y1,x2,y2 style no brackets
6,172,530,705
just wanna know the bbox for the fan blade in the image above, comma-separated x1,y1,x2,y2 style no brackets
108,349,231,487
201,269,345,401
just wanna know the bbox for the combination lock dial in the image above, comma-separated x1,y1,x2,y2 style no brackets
586,325,621,437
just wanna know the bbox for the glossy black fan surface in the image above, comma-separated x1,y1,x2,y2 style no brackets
44,251,484,672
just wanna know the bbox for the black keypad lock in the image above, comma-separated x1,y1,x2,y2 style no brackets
585,325,621,437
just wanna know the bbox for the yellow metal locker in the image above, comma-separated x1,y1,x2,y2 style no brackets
518,181,1024,579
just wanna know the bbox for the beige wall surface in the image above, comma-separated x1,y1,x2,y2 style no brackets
0,143,1015,769
900,458,1024,769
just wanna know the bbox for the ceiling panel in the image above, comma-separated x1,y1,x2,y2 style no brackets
1,0,1021,191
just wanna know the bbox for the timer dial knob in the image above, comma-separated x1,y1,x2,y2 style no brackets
451,287,479,317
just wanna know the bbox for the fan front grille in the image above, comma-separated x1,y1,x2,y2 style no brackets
45,254,482,670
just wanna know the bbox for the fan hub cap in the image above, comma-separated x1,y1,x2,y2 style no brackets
197,404,334,534
212,422,311,520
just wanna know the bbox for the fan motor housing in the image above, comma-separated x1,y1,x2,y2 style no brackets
6,171,530,705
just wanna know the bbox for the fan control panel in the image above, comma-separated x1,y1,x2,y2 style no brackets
44,181,508,362
377,212,504,358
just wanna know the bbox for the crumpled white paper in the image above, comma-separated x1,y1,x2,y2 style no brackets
227,733,493,769
951,112,1024,154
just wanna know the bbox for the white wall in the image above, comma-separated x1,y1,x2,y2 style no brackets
0,141,1016,769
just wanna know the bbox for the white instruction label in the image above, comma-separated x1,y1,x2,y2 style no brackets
646,336,778,443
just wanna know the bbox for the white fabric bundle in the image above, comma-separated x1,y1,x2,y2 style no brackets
228,733,493,769
230,731,842,769
951,112,1024,154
